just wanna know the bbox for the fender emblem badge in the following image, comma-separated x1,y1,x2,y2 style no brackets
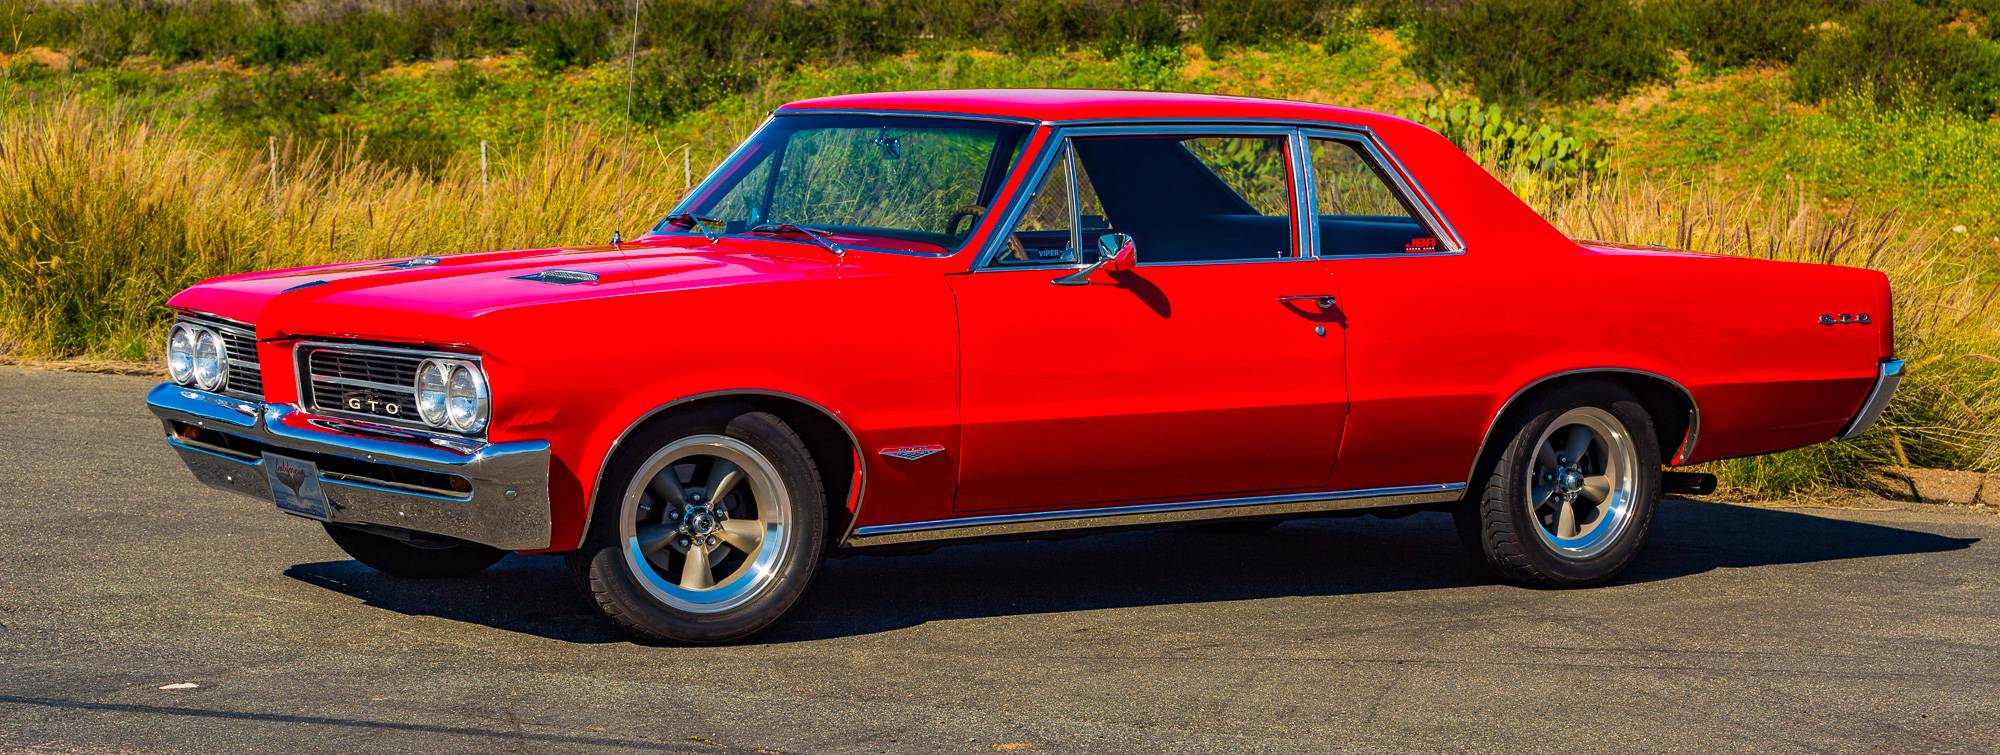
1819,313,1872,326
880,445,945,461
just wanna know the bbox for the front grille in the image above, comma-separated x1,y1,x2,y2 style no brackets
298,343,473,435
183,315,262,401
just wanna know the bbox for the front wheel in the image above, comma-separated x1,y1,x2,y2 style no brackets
572,407,827,644
1454,383,1662,586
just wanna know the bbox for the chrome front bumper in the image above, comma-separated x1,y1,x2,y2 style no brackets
1837,358,1905,440
146,383,553,550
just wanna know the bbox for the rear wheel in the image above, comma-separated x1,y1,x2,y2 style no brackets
1454,383,1661,586
571,407,826,644
321,523,506,578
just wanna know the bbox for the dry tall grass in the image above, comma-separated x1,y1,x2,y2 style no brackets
0,98,691,358
1535,179,2000,490
2,97,1994,492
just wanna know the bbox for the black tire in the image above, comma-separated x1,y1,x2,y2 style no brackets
321,523,507,578
1453,382,1662,587
569,406,827,644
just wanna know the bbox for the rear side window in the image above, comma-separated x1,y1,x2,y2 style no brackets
1308,137,1441,256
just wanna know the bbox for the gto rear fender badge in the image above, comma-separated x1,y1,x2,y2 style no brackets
1819,313,1872,326
879,445,946,461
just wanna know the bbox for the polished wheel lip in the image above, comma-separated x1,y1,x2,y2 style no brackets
1526,407,1637,560
619,434,791,614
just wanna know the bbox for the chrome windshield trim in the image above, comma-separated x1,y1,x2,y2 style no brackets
843,483,1466,547
1838,358,1905,440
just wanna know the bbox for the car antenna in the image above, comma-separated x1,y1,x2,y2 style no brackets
612,0,642,246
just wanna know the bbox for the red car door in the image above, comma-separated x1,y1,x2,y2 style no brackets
948,130,1349,513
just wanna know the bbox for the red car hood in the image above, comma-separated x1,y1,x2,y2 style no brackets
167,236,883,345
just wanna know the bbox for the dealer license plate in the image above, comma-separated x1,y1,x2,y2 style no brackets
263,452,332,521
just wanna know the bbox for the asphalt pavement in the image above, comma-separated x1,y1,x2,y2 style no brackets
1,366,1995,753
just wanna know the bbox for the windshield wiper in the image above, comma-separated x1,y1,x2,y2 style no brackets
747,221,845,257
662,212,723,243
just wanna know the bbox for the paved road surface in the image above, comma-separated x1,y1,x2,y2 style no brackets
1,367,1995,753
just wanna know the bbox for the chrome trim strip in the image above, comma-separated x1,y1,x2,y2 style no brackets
845,483,1466,547
1035,117,1466,252
147,383,552,550
1466,368,1702,482
1838,358,1904,440
579,389,867,551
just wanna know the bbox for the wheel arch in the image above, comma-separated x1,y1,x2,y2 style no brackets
578,390,863,551
1466,368,1700,487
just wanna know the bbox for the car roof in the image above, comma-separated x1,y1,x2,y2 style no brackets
778,89,1415,129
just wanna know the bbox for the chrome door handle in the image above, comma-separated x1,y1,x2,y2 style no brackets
1279,295,1337,311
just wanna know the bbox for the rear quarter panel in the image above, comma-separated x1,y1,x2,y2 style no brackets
1323,243,1886,492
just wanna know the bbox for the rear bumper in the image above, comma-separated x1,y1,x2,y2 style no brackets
146,383,553,550
1837,358,1905,441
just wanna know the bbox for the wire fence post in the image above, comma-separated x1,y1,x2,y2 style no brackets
682,145,690,191
267,135,278,208
479,140,489,196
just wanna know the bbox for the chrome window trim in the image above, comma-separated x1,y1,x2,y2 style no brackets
971,122,1321,272
1043,116,1467,253
1465,368,1703,485
293,340,487,440
1837,358,1904,440
844,483,1467,547
1298,128,1462,258
577,389,868,551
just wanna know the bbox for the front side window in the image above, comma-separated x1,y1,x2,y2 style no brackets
995,133,1298,267
1308,137,1441,255
663,115,1028,254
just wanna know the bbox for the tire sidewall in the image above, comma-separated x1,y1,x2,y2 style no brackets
1490,385,1662,585
578,407,827,643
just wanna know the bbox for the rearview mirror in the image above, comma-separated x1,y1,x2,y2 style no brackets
1053,233,1135,286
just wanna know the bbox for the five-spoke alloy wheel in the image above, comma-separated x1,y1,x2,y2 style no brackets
1456,382,1662,586
574,406,826,644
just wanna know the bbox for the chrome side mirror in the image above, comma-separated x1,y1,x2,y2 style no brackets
1053,233,1135,286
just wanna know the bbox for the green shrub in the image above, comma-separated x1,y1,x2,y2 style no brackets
1407,0,1670,107
1653,0,1852,69
1793,0,2000,118
1194,0,1321,51
525,13,614,73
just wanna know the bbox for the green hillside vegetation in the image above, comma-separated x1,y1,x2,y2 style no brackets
2,0,1996,495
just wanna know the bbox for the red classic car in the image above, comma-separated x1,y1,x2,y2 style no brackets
148,90,1902,643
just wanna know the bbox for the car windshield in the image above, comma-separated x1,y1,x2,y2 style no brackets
657,114,1030,255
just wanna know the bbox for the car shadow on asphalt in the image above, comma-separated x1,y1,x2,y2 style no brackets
284,498,1978,645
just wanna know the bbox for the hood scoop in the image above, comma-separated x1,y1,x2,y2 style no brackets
513,268,602,285
383,256,442,268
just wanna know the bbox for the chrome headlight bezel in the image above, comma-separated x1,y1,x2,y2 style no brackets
414,357,488,434
191,327,229,392
166,323,199,385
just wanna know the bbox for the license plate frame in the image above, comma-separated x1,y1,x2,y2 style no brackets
263,452,332,521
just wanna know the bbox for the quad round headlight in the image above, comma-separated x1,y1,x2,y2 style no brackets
415,360,451,427
192,328,228,391
166,323,198,385
413,358,487,433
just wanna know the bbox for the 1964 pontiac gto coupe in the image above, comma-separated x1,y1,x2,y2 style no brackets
148,90,1902,643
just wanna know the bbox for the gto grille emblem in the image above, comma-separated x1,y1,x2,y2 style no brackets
345,395,403,416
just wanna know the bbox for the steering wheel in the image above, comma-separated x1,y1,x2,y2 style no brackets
946,204,986,237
